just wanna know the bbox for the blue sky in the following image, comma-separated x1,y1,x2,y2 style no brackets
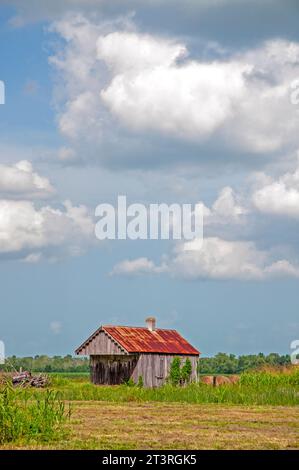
0,0,299,357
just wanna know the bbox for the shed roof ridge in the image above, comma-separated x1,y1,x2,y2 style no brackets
103,325,177,331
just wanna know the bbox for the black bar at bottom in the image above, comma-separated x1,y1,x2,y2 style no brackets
0,450,298,466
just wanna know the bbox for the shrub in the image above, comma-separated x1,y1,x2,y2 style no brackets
181,358,192,384
169,357,181,386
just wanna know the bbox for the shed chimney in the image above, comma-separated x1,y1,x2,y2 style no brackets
146,317,156,331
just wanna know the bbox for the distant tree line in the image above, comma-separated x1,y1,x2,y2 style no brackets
0,352,291,374
0,355,90,373
197,352,291,375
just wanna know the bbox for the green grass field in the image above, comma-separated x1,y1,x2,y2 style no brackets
1,367,298,449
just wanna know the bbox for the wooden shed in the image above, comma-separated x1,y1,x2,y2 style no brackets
75,317,200,387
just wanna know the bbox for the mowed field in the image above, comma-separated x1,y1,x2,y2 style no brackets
2,401,299,450
59,401,299,450
1,370,299,450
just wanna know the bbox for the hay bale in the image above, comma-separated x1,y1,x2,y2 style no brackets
200,375,214,385
215,375,231,386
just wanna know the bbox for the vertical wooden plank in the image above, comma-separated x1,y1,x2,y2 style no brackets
82,330,125,355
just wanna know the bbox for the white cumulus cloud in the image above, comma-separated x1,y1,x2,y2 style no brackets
49,16,299,165
111,256,167,277
112,237,299,281
0,161,54,198
205,186,247,224
252,158,299,217
170,237,299,280
0,199,94,260
98,31,249,139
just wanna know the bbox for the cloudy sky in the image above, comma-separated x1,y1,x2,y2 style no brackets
0,0,299,357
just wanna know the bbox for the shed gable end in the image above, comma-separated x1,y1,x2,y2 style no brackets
76,329,127,355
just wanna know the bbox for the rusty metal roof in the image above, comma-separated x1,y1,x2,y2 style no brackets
102,326,200,355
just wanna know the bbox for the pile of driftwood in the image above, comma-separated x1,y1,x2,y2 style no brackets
12,371,50,388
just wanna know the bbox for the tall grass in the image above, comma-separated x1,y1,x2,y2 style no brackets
240,368,299,387
15,367,299,406
0,383,71,444
2,368,298,423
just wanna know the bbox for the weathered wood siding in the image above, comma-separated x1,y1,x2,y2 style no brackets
90,354,138,385
90,353,198,387
131,354,198,387
77,330,125,356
